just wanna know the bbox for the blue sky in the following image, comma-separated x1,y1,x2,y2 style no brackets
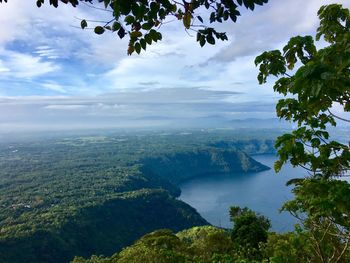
0,0,348,132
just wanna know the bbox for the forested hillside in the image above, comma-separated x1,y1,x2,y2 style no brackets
0,129,273,263
141,148,269,184
72,226,235,263
0,189,207,263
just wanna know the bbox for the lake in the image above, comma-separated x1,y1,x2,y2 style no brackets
179,154,305,232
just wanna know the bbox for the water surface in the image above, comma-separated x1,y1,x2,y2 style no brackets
179,155,304,232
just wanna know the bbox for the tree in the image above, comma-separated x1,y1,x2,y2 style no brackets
71,226,236,263
263,229,312,263
0,0,268,55
283,179,350,263
115,229,187,263
176,225,234,262
255,4,350,262
229,206,270,260
255,4,350,178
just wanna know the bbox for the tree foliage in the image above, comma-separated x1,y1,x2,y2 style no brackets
263,229,312,263
72,226,236,263
256,4,350,262
0,0,268,55
0,132,272,263
282,179,350,263
176,225,234,261
229,206,270,261
255,4,350,178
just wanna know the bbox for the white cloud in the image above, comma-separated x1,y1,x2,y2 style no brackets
0,0,127,63
44,104,87,110
0,59,9,72
0,0,349,131
41,82,68,93
2,51,60,79
33,46,59,60
0,88,279,133
209,0,350,62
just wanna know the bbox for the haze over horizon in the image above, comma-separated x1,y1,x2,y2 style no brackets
0,0,349,132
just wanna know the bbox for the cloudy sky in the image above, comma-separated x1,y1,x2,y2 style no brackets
0,0,348,133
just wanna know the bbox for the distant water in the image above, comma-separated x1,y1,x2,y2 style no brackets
179,155,305,232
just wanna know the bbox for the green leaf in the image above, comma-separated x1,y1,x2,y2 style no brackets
243,0,255,10
130,31,142,39
119,0,132,15
141,22,153,31
145,34,152,45
80,19,87,29
140,38,146,50
124,15,135,25
206,34,215,45
103,0,110,9
199,36,206,47
112,22,121,32
183,12,191,29
94,26,105,35
135,42,141,54
149,29,158,42
117,27,126,39
210,12,216,23
170,4,177,12
131,3,140,17
49,0,58,8
159,8,166,19
127,44,134,55
196,32,201,42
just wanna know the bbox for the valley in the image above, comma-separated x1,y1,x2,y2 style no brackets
0,128,276,263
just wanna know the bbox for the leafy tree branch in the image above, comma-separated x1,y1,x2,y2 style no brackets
255,4,350,178
0,0,269,54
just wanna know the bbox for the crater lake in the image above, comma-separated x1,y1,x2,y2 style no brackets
179,154,304,232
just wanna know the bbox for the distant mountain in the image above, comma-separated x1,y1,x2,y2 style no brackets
228,118,292,129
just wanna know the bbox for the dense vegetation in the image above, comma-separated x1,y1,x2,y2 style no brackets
0,129,274,263
70,205,344,263
141,147,269,184
72,226,235,263
0,0,348,262
71,203,349,263
1,189,210,263
73,3,350,262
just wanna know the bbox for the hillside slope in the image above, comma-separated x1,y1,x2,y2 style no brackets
140,148,270,184
0,134,270,263
0,190,207,263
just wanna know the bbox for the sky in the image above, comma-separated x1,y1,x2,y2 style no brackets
0,0,349,133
